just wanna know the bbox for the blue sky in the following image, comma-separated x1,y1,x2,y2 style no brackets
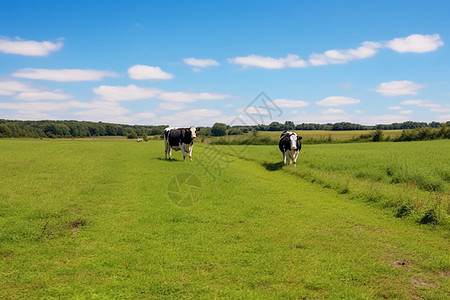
0,0,449,127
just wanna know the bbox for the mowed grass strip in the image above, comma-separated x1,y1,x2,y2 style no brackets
0,139,449,299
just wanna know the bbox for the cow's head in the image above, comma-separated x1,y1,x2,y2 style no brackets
188,126,198,138
284,132,299,150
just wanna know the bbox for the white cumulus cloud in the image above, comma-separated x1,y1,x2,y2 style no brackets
12,68,117,82
375,80,425,97
183,58,220,68
128,65,173,80
227,54,307,69
0,37,63,56
228,34,443,70
386,34,443,53
316,96,360,106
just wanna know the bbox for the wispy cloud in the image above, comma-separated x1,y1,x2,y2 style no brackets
356,114,409,125
228,54,307,69
12,68,117,82
386,34,443,53
321,108,345,114
128,65,174,80
183,58,220,68
158,91,229,102
93,84,229,104
375,81,425,97
158,102,187,111
436,114,450,122
154,109,224,127
273,99,309,108
16,90,72,101
93,85,162,101
430,107,450,112
316,96,360,106
0,37,63,56
399,110,413,114
0,81,37,95
400,99,439,107
309,41,382,66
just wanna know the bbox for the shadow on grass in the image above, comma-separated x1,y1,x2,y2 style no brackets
262,161,284,171
156,157,183,162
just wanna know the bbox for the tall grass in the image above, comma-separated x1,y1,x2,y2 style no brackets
208,130,405,145
215,141,450,227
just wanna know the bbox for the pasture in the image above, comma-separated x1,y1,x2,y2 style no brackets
0,139,449,299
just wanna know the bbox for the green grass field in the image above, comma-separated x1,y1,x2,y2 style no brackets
0,139,449,299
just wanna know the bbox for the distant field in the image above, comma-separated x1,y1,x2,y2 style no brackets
202,130,404,144
256,130,404,141
0,139,448,298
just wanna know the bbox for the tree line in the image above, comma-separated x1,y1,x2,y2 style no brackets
0,120,166,139
0,119,448,139
204,120,449,137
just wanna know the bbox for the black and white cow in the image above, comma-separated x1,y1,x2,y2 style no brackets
164,126,198,161
279,131,302,166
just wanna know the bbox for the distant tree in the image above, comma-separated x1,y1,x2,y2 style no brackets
429,121,441,128
197,127,211,137
44,123,70,138
372,130,384,142
228,128,243,135
284,121,295,130
211,123,227,136
0,124,12,137
268,122,284,131
127,129,138,139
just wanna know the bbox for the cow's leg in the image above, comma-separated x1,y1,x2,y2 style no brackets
164,141,169,160
188,144,193,162
168,147,172,160
293,150,299,166
283,152,287,164
180,143,187,161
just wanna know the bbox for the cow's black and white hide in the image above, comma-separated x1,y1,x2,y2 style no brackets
278,131,302,166
164,126,198,161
